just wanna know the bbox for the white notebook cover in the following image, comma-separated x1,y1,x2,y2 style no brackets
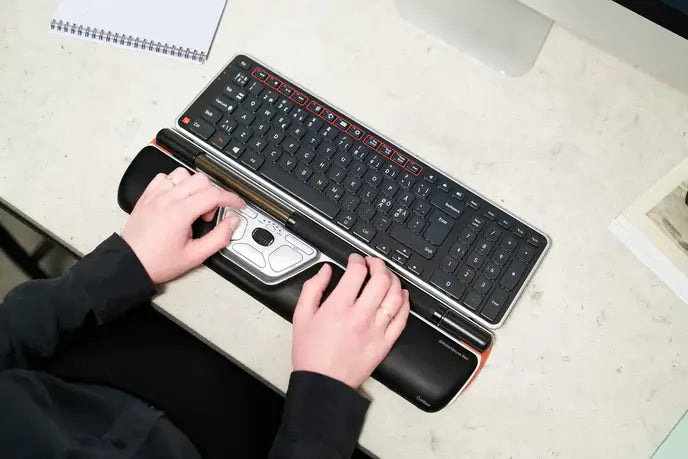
50,0,227,63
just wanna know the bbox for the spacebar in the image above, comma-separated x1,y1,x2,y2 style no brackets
259,161,340,220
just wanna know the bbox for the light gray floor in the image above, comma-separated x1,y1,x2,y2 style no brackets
0,208,75,297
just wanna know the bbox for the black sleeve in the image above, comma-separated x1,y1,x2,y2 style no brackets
269,371,370,459
0,234,156,370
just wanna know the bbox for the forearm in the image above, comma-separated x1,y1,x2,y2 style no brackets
269,371,370,459
0,234,156,369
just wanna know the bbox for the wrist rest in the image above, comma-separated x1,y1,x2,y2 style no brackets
117,144,483,412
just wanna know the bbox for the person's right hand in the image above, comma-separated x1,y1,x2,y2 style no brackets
291,254,410,389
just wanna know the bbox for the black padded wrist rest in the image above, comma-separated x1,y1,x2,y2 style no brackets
117,145,482,412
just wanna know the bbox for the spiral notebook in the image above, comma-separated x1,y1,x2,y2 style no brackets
50,0,227,63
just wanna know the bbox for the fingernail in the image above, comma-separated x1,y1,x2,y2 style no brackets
226,215,241,231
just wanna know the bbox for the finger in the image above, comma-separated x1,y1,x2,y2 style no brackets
141,173,168,198
384,290,410,344
181,187,245,222
167,171,210,200
148,168,191,199
328,254,368,307
201,208,219,223
184,215,242,267
293,264,332,325
374,275,403,328
167,167,192,185
356,257,393,314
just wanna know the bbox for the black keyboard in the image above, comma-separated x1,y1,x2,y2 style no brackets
177,54,549,327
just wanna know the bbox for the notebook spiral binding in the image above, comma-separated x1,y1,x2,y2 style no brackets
50,19,206,63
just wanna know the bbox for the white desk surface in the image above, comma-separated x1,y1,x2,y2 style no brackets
2,1,688,457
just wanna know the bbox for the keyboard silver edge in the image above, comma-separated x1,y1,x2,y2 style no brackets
172,52,551,330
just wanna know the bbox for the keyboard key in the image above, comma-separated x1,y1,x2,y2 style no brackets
248,136,267,152
245,96,262,112
293,92,308,105
234,126,253,143
303,133,321,148
375,239,393,255
415,182,431,199
390,224,436,259
217,118,237,135
397,190,416,207
396,246,413,258
306,115,324,131
392,152,407,166
528,234,543,247
202,106,223,124
476,239,493,255
513,226,527,239
267,129,285,144
424,211,455,246
224,85,247,102
412,200,432,217
399,172,416,188
328,166,347,184
309,174,329,191
470,216,486,231
485,225,502,242
282,139,300,155
482,288,508,321
500,260,526,291
294,165,313,182
326,183,345,202
188,119,215,140
379,144,394,157
391,206,410,223
232,71,250,87
260,161,340,219
265,145,281,162
406,162,422,174
358,202,376,221
277,98,294,115
209,132,230,150
501,235,518,252
317,142,338,159
452,190,465,201
238,59,251,70
334,151,352,168
225,141,245,159
274,115,291,131
381,180,399,197
407,215,425,234
516,244,535,262
437,181,451,192
297,149,316,164
367,156,383,170
351,162,368,177
279,155,297,172
352,145,370,161
467,199,480,210
492,248,509,266
320,125,339,142
289,124,307,140
463,291,483,311
430,192,465,219
425,172,438,183
267,77,281,88
407,259,424,276
341,193,360,211
374,214,393,231
254,120,271,136
364,136,380,150
348,125,364,139
382,163,400,179
247,80,264,96
474,277,492,295
466,252,485,270
279,85,294,97
498,217,512,229
374,196,394,214
261,89,279,105
215,96,237,113
430,271,465,300
483,262,501,280
360,186,377,203
440,256,458,274
336,136,353,151
313,158,331,174
390,252,408,266
336,211,357,230
484,209,497,220
449,242,468,260
240,151,265,171
322,110,337,123
458,228,476,246
353,222,376,243
234,109,255,125
365,170,384,188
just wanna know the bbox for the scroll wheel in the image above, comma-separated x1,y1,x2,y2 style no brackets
252,228,275,246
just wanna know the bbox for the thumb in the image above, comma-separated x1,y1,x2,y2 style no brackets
185,216,240,266
293,264,332,325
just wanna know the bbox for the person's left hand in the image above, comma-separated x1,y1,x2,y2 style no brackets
122,167,245,284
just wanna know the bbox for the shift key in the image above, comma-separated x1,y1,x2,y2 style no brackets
390,224,436,259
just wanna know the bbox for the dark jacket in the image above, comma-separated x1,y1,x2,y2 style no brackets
0,234,369,458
